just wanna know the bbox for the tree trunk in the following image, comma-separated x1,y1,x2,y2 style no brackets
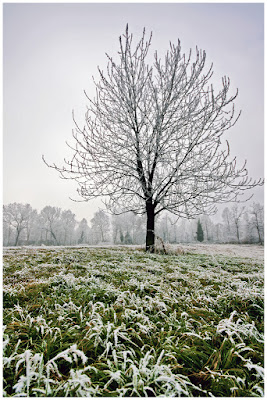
146,201,155,252
50,229,59,246
26,229,30,245
256,225,263,245
236,224,240,244
7,225,11,246
14,228,21,246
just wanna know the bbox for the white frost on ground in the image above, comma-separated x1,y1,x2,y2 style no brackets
172,243,264,262
4,243,264,262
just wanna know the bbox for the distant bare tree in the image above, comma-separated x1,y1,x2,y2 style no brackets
3,207,13,246
214,222,224,243
60,210,76,245
158,213,175,243
25,209,38,244
44,25,263,251
76,218,90,244
250,202,264,245
40,206,61,245
3,203,34,246
91,210,110,243
222,207,232,234
231,205,245,243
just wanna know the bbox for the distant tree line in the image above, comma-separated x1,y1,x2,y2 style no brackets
3,202,264,247
2,204,146,247
158,203,264,245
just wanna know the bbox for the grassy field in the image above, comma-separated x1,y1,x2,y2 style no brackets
3,246,264,397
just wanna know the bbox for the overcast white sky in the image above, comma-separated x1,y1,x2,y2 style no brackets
3,2,264,223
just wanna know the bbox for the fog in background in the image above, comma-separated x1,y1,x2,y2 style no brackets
3,3,264,224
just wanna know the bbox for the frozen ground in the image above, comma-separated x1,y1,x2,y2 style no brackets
3,245,264,396
4,243,264,262
174,243,264,262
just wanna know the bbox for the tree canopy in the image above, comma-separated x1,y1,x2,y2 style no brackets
44,26,263,251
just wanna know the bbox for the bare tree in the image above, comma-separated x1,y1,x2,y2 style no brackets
250,202,264,245
76,218,91,244
60,210,76,245
231,204,245,243
40,206,61,245
214,222,224,243
222,207,232,235
3,203,34,246
3,206,13,246
25,209,38,244
44,26,263,251
91,210,110,243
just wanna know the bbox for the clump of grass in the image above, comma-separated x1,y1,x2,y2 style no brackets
3,246,264,397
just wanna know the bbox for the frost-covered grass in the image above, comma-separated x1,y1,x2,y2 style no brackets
3,246,264,397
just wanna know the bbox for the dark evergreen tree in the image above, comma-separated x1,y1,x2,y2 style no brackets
78,230,85,244
196,220,204,242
